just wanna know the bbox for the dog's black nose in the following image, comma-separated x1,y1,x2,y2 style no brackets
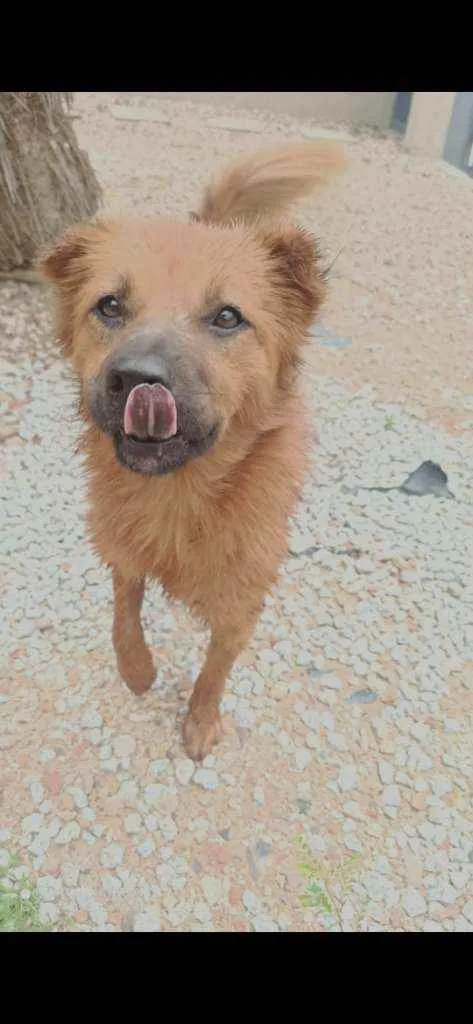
105,355,171,397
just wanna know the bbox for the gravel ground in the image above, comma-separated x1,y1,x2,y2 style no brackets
1,93,472,932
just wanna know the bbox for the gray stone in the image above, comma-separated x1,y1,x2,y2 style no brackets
194,769,219,791
295,748,311,772
133,908,162,931
338,765,358,791
55,821,81,845
201,876,222,905
252,916,279,932
403,888,427,918
37,875,62,902
174,758,195,785
113,734,136,757
81,709,103,729
22,813,43,834
30,781,45,805
383,785,400,808
61,862,80,887
29,828,51,857
100,843,124,869
124,813,142,834
137,838,155,858
378,760,394,785
243,890,261,914
348,689,378,704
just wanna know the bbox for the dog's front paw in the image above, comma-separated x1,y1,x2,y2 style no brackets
117,649,156,695
182,704,223,761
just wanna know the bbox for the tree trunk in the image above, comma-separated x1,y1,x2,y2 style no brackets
0,92,102,272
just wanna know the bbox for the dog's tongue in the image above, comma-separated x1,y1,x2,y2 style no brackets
123,383,177,441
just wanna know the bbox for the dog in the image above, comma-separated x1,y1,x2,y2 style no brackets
40,140,346,760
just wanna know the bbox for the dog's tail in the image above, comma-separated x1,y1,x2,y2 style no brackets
193,140,347,226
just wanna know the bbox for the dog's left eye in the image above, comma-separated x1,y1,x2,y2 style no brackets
95,294,123,321
212,306,245,331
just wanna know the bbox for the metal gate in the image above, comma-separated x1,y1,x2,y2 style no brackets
443,93,473,176
391,92,473,177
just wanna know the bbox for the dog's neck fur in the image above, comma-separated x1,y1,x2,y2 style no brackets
82,383,301,505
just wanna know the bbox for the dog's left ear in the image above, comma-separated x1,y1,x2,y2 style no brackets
261,224,326,324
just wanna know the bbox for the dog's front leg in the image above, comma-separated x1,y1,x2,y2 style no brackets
112,568,156,695
183,614,258,761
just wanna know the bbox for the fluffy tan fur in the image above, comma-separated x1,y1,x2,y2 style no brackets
40,141,345,760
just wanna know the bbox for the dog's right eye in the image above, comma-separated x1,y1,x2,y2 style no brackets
95,294,123,322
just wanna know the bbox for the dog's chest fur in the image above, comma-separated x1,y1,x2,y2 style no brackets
84,410,306,624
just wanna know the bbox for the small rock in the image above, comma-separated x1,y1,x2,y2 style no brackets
295,748,311,772
81,709,103,729
124,813,142,834
133,908,162,932
348,689,378,704
243,890,261,914
144,783,164,806
437,884,458,906
194,901,212,924
403,888,427,918
113,734,136,758
289,530,314,555
463,901,473,924
174,758,195,786
355,557,376,574
378,760,394,786
321,675,342,690
201,876,222,906
400,460,453,498
22,813,43,834
118,780,139,805
344,835,363,853
39,902,59,925
383,785,400,808
89,902,108,927
453,916,473,932
61,862,80,887
55,821,81,845
253,916,279,932
338,765,358,792
255,840,272,859
29,829,50,857
194,769,219,791
100,843,124,869
30,781,45,805
137,838,155,858
37,875,62,902
102,874,122,895
70,788,88,810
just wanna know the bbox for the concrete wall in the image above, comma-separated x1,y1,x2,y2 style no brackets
160,92,396,129
404,93,457,158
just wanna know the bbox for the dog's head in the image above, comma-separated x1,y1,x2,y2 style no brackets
40,141,345,477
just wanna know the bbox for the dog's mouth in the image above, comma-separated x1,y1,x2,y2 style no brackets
114,424,219,475
109,383,219,476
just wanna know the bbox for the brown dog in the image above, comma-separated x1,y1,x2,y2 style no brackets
40,141,345,760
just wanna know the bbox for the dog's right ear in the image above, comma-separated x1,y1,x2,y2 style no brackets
38,220,109,287
39,226,90,285
38,223,107,354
